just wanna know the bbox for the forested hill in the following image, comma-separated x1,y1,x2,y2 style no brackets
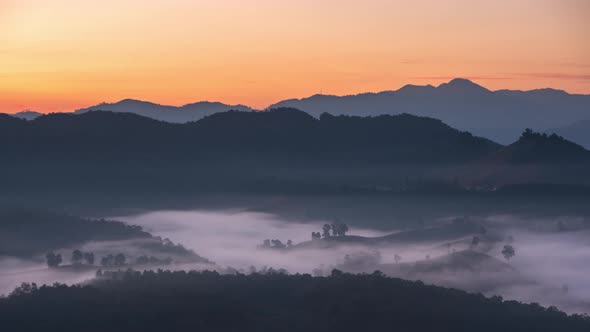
1,270,588,332
2,109,590,195
0,108,499,163
489,129,590,163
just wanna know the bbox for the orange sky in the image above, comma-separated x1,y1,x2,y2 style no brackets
1,0,589,113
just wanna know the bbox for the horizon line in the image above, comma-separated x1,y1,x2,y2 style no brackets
5,77,589,115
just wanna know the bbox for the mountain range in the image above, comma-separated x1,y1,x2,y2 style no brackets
74,99,253,123
269,79,590,145
1,108,589,196
5,79,590,147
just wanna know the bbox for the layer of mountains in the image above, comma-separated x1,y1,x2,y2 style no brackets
2,105,590,196
7,79,590,148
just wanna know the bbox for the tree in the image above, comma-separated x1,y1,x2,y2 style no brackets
71,250,83,265
286,240,293,247
522,128,534,139
470,236,480,250
322,224,331,238
45,252,62,268
101,254,114,267
334,223,349,236
83,252,95,265
501,245,515,261
270,239,285,249
114,253,126,266
394,254,402,264
311,232,321,240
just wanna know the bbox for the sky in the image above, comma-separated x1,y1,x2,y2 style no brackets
1,0,589,113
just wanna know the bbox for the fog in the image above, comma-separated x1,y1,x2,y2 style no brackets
0,257,95,296
116,210,389,272
116,209,590,314
1,208,589,314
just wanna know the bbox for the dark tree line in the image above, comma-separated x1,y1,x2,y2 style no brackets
45,251,126,268
316,223,349,239
1,269,588,332
100,253,127,267
71,250,95,265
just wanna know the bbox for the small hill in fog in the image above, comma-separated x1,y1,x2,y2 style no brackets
0,208,209,263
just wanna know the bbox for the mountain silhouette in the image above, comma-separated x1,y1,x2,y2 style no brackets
1,109,589,194
75,99,253,123
269,78,590,145
0,108,504,195
11,79,590,147
1,108,499,164
7,111,43,121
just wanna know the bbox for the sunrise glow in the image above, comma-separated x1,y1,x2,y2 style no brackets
1,0,589,113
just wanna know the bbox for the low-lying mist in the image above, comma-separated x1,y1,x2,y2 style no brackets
116,210,590,314
116,210,389,272
1,208,589,315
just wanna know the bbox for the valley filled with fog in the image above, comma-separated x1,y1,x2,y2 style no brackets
3,206,588,315
117,209,590,314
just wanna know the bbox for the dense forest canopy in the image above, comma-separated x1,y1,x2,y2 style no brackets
1,270,588,332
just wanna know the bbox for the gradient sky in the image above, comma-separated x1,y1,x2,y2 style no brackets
1,0,589,113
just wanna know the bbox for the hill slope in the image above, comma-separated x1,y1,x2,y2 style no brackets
459,130,590,187
0,209,208,262
547,120,590,149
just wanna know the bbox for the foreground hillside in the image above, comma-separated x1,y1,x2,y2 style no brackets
1,270,588,332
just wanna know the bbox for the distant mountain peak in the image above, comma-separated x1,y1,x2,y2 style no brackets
75,99,253,123
437,78,490,94
8,110,44,121
397,84,436,95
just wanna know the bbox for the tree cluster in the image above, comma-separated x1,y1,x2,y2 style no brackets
502,245,516,261
70,250,95,265
259,239,293,249
100,253,127,268
320,223,349,238
45,252,62,268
